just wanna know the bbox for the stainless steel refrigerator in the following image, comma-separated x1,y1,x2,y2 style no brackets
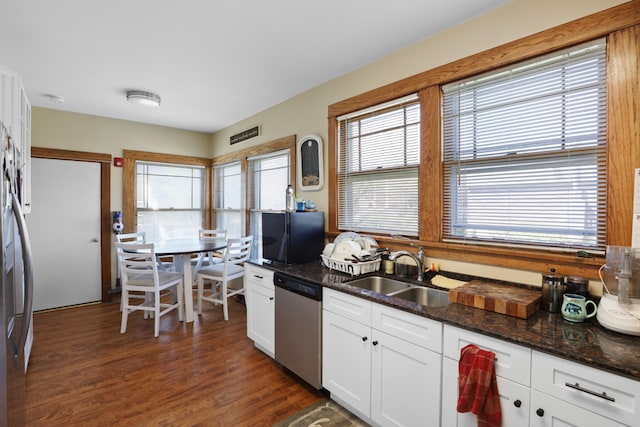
0,121,34,426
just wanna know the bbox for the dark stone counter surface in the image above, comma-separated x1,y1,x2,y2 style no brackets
254,260,640,382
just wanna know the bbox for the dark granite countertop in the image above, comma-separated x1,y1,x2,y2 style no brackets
253,260,640,382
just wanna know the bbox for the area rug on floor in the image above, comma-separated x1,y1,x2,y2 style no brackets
273,399,370,427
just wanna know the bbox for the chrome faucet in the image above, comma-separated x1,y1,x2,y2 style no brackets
389,247,425,282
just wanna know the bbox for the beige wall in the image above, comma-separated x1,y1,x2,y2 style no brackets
31,108,210,212
208,0,629,287
30,0,630,288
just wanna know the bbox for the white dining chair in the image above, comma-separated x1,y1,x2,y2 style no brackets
196,235,252,321
116,231,173,271
115,232,149,311
116,242,184,337
192,229,227,273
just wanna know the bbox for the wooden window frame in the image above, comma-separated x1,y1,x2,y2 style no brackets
122,150,211,236
327,2,640,279
210,135,296,237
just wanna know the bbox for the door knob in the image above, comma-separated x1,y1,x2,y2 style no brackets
513,400,521,408
91,237,99,243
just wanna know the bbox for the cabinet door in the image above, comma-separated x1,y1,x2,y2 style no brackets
322,310,372,418
530,389,622,427
442,357,530,427
245,280,274,356
371,329,441,427
18,82,30,213
245,265,275,357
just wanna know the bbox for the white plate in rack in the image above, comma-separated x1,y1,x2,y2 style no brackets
331,240,360,261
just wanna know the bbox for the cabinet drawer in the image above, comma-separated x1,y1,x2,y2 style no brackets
245,264,274,290
323,288,371,325
530,389,623,427
532,351,640,426
372,303,442,353
443,325,531,386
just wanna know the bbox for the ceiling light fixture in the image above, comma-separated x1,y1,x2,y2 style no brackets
43,94,65,103
126,90,161,107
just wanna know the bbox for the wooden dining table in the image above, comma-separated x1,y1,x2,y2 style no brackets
153,238,227,323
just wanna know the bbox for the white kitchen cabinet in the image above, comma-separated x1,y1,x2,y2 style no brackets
531,351,640,427
529,389,621,427
0,64,31,213
441,325,531,427
442,357,530,427
17,78,31,213
244,263,275,357
323,309,372,417
0,66,16,127
323,288,443,426
442,325,640,427
371,329,441,426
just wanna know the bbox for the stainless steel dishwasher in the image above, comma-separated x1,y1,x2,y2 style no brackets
274,272,322,389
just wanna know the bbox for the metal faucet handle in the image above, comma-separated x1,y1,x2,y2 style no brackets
409,243,425,260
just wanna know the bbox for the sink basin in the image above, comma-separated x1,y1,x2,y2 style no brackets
387,287,450,307
346,276,412,294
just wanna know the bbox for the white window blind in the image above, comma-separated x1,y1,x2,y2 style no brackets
248,149,291,258
337,95,420,235
442,39,607,251
136,161,204,241
214,161,242,238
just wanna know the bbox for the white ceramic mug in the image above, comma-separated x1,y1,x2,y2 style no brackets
561,293,597,322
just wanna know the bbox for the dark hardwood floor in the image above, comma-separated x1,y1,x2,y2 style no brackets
23,297,324,426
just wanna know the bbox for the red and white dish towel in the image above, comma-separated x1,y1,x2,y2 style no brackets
457,343,502,427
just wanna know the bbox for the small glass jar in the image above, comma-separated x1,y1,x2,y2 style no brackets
566,275,589,298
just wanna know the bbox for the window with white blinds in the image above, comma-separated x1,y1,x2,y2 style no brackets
337,95,420,235
214,161,243,238
442,39,607,251
248,149,291,258
136,161,204,241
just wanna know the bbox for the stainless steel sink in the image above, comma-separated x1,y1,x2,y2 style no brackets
345,276,450,308
388,286,450,307
346,276,413,294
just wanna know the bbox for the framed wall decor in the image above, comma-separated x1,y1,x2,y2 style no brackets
297,134,323,191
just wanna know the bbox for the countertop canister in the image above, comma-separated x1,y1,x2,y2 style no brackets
541,268,565,312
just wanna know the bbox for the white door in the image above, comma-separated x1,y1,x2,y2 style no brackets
26,158,102,311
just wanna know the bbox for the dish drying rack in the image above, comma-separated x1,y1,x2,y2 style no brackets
321,255,381,276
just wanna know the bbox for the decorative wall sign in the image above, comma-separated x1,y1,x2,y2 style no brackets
230,126,260,145
297,134,323,191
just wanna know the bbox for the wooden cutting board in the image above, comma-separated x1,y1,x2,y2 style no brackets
448,280,541,319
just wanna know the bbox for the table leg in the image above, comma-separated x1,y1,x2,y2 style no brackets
174,254,195,323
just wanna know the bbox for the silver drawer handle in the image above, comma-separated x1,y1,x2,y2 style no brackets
565,382,615,402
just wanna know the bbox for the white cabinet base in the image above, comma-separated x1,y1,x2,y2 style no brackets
245,264,275,357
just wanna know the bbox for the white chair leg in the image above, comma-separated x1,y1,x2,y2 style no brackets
120,290,129,334
197,277,204,314
154,290,160,337
222,280,229,321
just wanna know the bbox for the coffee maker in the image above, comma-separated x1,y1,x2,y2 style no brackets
597,246,640,336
